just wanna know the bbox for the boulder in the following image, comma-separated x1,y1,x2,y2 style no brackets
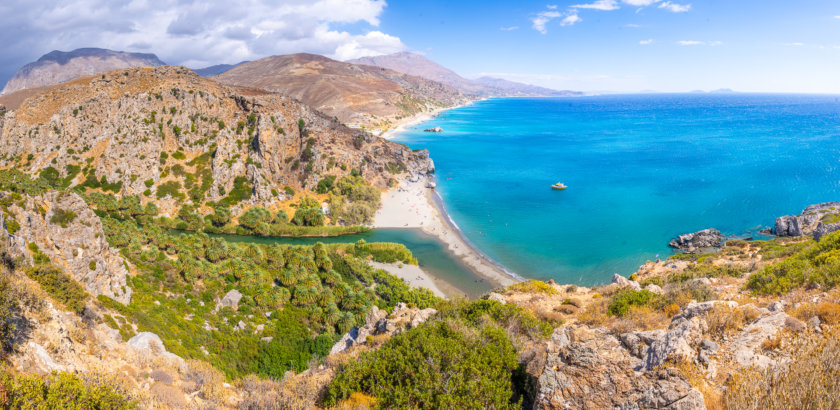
128,332,182,362
643,316,708,370
216,289,243,311
329,303,437,355
669,228,724,253
534,325,705,409
487,292,507,304
611,273,641,290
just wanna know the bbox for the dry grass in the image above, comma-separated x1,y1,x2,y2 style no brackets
668,360,725,410
724,326,840,409
816,302,840,325
608,305,669,334
705,305,748,338
332,392,378,409
760,334,782,351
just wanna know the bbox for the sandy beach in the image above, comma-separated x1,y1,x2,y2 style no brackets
374,176,520,294
380,101,475,140
369,261,454,298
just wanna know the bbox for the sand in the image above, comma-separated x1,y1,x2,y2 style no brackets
374,176,520,295
380,101,475,140
369,262,449,298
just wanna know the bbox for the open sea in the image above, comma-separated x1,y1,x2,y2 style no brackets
393,94,840,285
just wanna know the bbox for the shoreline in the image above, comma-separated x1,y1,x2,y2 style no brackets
380,100,477,140
374,175,520,296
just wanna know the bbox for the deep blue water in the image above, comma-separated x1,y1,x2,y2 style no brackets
394,94,840,285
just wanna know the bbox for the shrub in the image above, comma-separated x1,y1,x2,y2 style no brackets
607,289,656,317
325,321,520,409
292,205,325,227
25,264,88,314
816,302,840,325
747,231,840,295
156,180,183,200
507,280,557,295
50,208,77,228
316,175,336,194
0,371,134,409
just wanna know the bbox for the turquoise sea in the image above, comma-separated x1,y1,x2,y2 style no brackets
393,94,840,285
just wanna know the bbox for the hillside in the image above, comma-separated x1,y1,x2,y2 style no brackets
215,53,468,130
193,62,247,77
1,48,166,95
0,66,432,218
348,52,582,97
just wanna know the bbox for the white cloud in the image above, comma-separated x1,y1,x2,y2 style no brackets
625,23,642,28
659,2,691,12
622,0,661,5
500,26,519,31
531,7,581,33
677,40,721,46
572,0,619,11
835,15,840,19
783,42,806,47
640,39,654,45
0,0,405,83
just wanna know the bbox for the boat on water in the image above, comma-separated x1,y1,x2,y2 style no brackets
551,182,567,190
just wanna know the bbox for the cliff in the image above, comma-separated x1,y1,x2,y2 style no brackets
0,66,431,216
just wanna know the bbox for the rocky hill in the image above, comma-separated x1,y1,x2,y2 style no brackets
193,62,247,77
0,66,431,217
1,48,166,95
215,53,468,129
348,52,582,97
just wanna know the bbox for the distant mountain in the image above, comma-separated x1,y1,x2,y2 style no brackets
193,62,248,77
348,52,581,97
215,53,467,128
1,48,165,95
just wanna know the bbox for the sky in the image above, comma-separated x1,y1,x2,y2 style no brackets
0,0,838,93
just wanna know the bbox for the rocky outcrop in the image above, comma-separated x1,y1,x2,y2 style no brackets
329,303,437,355
669,228,724,253
0,66,432,215
0,191,131,303
533,325,705,409
2,48,165,95
612,273,642,290
775,202,840,237
813,222,840,242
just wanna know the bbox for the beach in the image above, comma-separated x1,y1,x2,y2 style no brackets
369,261,454,298
374,176,519,294
380,101,474,140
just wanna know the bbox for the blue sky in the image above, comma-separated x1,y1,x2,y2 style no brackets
0,0,838,93
375,1,840,93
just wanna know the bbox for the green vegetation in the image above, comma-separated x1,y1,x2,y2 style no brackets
326,176,381,225
217,177,252,207
49,208,77,228
0,370,134,409
607,289,657,317
156,180,184,200
326,299,553,407
747,231,840,295
25,263,88,315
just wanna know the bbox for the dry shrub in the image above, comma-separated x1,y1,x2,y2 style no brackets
760,335,782,351
669,360,724,410
150,381,186,408
275,371,330,410
788,302,818,322
608,305,668,333
816,302,840,325
577,298,609,327
706,305,746,338
725,326,840,409
563,298,583,308
182,359,225,403
554,304,578,315
239,375,283,410
663,303,681,318
333,392,377,409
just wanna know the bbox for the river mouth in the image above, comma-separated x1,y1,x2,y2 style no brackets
204,228,495,299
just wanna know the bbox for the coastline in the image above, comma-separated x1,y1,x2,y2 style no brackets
380,100,476,140
374,175,520,294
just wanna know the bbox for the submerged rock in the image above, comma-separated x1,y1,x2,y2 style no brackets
669,228,724,253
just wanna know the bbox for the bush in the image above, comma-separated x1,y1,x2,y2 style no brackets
0,370,133,409
292,205,325,227
607,289,656,317
325,321,520,409
156,180,183,200
507,280,557,295
26,264,88,314
316,175,336,194
49,208,77,228
747,231,840,294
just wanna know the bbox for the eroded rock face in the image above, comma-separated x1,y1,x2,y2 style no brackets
813,222,840,242
533,325,706,409
775,202,840,237
0,191,131,303
329,303,437,355
669,229,724,253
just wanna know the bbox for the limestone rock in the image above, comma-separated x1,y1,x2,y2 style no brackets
611,273,642,290
534,325,706,409
217,289,243,311
329,303,437,355
643,316,708,370
775,202,840,237
487,292,507,304
669,228,724,253
813,222,840,242
730,312,790,368
1,191,131,303
128,332,182,363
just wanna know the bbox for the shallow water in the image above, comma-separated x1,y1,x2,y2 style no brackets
394,94,840,285
209,228,494,298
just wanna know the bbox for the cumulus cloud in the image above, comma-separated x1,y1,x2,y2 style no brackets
659,2,691,12
0,0,405,85
622,0,661,5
